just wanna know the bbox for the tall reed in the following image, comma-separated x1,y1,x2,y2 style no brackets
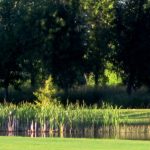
0,102,150,135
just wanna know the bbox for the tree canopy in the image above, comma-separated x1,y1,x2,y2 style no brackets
115,0,150,94
0,0,150,101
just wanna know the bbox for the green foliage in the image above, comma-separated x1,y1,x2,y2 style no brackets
82,0,115,86
50,0,86,90
114,0,150,93
86,63,122,86
0,0,150,107
33,76,58,105
0,0,25,100
105,63,122,85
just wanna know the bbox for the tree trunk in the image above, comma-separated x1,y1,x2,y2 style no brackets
4,85,9,102
29,61,36,88
31,72,36,88
127,82,132,95
64,88,69,102
126,74,134,95
94,72,99,87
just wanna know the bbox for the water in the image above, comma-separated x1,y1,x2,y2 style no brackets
1,125,150,140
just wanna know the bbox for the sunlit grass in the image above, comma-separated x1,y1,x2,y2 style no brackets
0,137,150,150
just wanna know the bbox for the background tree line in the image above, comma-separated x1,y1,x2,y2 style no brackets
0,0,150,104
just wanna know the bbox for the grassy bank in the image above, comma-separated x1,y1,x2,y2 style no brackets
0,137,149,150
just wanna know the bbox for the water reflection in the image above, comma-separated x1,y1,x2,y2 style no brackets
1,125,150,140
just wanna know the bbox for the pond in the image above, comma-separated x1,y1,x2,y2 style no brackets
1,125,150,140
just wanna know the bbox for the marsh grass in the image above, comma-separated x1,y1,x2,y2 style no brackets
0,102,150,136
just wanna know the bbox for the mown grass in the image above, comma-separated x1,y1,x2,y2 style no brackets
0,137,149,150
120,109,150,125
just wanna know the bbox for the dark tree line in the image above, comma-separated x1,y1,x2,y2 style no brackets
115,0,150,94
0,0,150,101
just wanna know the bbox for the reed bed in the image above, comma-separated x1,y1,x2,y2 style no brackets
0,102,150,136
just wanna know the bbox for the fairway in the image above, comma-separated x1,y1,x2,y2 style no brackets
0,137,149,150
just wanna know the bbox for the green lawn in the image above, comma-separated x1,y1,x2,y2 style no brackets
0,137,149,150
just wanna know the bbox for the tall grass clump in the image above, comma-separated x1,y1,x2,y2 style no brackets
0,101,122,134
16,103,37,132
1,88,150,137
100,102,121,132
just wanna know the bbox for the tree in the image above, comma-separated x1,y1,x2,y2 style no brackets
0,0,54,100
12,0,62,89
82,0,115,86
49,0,86,91
114,0,150,94
0,0,24,101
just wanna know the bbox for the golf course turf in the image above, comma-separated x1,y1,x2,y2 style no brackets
0,137,150,150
